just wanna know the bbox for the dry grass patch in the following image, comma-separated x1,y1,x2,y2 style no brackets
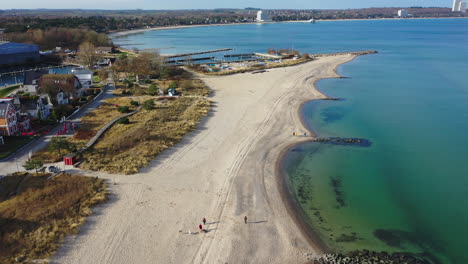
0,173,107,264
81,97,211,174
113,78,210,97
74,97,137,142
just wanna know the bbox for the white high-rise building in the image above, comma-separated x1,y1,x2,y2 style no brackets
256,10,271,22
397,9,409,17
453,0,462,11
460,2,467,13
453,0,466,12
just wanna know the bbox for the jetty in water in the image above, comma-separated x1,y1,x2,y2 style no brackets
165,48,232,59
167,56,215,63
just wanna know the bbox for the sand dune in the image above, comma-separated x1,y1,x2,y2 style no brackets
52,54,356,264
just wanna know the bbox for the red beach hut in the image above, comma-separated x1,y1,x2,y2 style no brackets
64,153,77,165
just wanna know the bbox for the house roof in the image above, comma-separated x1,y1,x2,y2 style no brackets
40,74,80,93
0,42,40,55
23,70,49,85
41,74,77,81
72,69,93,75
96,47,112,52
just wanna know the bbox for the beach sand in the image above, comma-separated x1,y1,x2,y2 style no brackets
51,54,356,264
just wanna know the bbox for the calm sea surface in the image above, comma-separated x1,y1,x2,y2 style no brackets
114,19,468,264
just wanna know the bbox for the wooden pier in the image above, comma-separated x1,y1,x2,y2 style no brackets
165,48,232,59
224,53,255,58
167,56,215,64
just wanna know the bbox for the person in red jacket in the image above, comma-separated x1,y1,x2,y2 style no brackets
199,224,203,232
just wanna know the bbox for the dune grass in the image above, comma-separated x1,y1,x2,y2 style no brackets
81,96,211,174
0,172,107,264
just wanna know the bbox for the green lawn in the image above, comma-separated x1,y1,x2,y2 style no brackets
0,85,21,98
93,75,101,83
0,136,35,160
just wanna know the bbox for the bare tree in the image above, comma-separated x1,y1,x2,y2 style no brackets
78,42,101,68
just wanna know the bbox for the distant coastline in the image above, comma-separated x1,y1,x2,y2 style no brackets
109,17,468,38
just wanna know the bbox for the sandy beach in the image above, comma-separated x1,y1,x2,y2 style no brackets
51,54,357,264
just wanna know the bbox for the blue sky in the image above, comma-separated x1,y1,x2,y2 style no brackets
1,0,451,10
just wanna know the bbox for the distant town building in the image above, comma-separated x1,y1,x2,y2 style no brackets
0,42,40,66
256,10,271,22
0,29,6,41
397,9,409,18
95,47,113,54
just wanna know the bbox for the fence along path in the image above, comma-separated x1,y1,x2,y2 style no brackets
79,106,141,153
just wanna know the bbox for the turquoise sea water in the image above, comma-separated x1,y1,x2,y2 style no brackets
114,19,468,264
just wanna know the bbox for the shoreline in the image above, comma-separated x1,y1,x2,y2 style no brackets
51,54,367,264
274,54,361,255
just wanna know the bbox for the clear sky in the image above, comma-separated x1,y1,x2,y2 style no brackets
1,0,451,10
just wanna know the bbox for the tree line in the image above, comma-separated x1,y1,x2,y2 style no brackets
7,28,111,50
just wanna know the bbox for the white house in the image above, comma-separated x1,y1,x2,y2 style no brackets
57,90,69,105
21,95,52,120
22,70,49,94
72,69,94,89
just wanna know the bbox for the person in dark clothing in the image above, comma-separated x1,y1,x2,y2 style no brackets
202,217,206,225
244,216,248,224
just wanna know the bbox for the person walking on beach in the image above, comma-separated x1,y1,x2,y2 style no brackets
244,216,248,224
202,217,206,225
199,224,203,232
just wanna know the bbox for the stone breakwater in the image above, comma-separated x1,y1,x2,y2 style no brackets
309,251,432,264
311,137,372,147
312,50,378,58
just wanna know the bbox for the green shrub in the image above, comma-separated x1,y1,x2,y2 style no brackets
117,117,130,124
168,80,179,90
130,100,139,106
142,100,155,110
117,106,130,113
148,84,158,96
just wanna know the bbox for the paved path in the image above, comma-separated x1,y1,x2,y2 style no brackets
0,78,116,176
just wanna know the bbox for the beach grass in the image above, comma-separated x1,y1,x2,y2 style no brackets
0,172,107,264
80,96,211,174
